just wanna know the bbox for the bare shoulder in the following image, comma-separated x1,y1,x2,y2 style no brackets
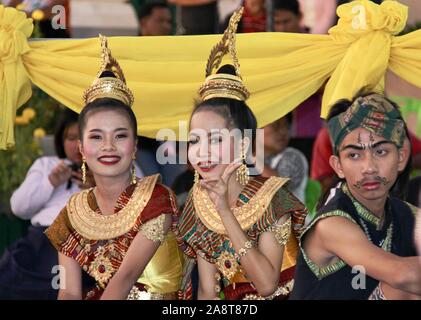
303,213,362,266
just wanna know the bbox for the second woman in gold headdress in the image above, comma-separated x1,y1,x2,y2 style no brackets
176,8,308,300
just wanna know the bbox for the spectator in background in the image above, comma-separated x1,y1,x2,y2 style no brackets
168,0,218,35
0,109,94,299
222,0,310,34
272,1,323,165
263,114,308,203
273,0,307,33
138,0,172,36
240,0,266,32
137,1,185,186
221,0,266,33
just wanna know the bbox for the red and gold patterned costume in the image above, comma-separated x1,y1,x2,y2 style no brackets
176,176,307,300
46,174,183,299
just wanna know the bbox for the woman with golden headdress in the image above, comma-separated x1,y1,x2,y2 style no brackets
176,8,308,300
45,36,183,300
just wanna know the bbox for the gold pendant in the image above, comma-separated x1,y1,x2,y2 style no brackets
215,251,240,281
89,250,114,288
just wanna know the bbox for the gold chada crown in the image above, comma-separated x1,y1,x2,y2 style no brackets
198,7,250,102
83,35,134,107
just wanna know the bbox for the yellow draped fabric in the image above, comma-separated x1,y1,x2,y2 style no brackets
1,0,421,149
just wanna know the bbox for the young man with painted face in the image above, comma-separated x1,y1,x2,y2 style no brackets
290,92,421,300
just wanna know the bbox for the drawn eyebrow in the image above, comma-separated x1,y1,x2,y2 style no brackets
371,140,393,149
340,144,365,152
341,140,392,152
88,128,128,133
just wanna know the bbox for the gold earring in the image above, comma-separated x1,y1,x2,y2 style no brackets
194,170,200,184
131,163,137,185
81,157,86,185
131,153,137,185
236,150,249,186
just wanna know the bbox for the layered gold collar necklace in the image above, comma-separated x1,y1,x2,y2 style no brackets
67,174,159,240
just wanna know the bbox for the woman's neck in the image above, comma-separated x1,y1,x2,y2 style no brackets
93,173,132,215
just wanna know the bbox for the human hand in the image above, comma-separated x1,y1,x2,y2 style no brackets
70,168,95,189
199,160,242,214
48,161,72,188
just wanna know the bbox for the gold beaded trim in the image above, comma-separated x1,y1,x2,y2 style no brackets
84,78,134,106
192,176,289,234
267,217,292,247
215,251,241,281
67,174,159,240
139,214,166,243
199,74,250,101
89,250,114,288
126,286,176,300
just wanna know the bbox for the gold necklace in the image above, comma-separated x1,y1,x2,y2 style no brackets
67,174,159,240
193,176,289,234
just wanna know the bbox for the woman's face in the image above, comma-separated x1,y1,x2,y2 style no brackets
188,110,242,180
64,122,82,164
79,109,136,181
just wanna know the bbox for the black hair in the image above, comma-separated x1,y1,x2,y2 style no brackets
192,64,258,155
78,71,138,140
322,90,412,202
138,0,169,20
273,0,301,16
281,112,293,128
54,108,79,159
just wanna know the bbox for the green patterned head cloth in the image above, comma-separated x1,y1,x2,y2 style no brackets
328,93,406,155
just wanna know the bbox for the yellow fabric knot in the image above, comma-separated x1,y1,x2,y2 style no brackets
320,0,408,118
0,5,33,63
329,0,408,43
0,5,34,148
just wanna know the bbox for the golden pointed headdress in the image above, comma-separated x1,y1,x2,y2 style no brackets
198,7,250,102
83,35,134,107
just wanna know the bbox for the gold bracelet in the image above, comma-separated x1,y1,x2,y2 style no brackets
234,240,254,260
